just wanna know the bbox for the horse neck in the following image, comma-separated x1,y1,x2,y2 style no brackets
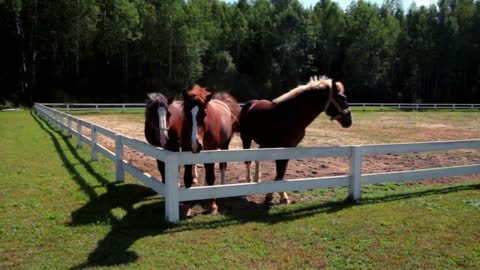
278,90,328,129
181,105,195,148
144,110,160,146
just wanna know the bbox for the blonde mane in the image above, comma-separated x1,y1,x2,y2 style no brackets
272,76,338,104
186,84,212,104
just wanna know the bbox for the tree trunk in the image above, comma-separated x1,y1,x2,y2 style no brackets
76,0,80,77
30,0,38,104
168,28,173,80
123,45,129,89
15,13,27,97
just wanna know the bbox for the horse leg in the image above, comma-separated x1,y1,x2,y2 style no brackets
192,164,198,185
245,162,252,183
205,163,218,214
265,159,290,205
219,140,231,185
276,159,290,204
220,162,227,185
241,134,253,183
156,160,165,183
254,160,261,182
181,165,194,217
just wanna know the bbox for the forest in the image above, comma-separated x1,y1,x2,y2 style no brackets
1,0,480,105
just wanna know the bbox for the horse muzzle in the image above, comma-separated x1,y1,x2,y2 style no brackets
332,113,352,128
191,141,203,153
340,116,352,128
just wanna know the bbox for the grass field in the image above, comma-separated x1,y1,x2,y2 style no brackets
1,110,479,269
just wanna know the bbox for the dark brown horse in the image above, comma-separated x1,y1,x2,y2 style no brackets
239,76,352,204
182,85,240,214
144,93,197,182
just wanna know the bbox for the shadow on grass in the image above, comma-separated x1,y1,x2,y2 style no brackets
31,111,168,267
31,110,480,268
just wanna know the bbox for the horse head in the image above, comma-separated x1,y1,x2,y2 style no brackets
183,85,213,153
322,78,352,128
145,92,174,148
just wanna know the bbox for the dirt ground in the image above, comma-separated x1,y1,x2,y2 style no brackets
77,112,480,209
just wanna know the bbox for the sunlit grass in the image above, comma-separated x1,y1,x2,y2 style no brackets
1,110,479,269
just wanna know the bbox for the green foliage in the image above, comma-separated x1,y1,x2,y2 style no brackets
1,0,480,103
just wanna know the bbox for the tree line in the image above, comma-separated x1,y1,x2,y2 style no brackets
1,0,480,105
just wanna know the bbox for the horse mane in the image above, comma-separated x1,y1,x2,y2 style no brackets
213,92,241,132
146,92,168,107
272,76,344,104
186,85,211,105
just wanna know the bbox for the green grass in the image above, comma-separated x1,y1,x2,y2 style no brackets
1,110,480,269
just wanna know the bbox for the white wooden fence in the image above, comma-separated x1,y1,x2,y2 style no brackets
41,102,480,111
34,103,480,224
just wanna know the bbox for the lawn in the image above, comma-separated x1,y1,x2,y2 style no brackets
0,110,479,269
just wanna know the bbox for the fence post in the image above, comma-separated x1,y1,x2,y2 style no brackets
165,152,180,223
66,104,70,112
91,124,98,161
115,134,125,182
59,113,64,133
77,121,82,148
49,110,54,127
53,111,58,129
96,104,99,111
55,111,60,129
122,104,125,112
67,117,72,137
349,146,362,201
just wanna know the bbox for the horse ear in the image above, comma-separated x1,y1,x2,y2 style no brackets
205,92,214,103
335,81,345,93
332,79,338,92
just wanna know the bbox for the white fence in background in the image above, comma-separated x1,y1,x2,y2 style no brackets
34,103,480,224
41,102,480,111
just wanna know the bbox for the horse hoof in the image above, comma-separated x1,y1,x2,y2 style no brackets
280,198,290,205
264,194,274,205
208,201,218,215
180,204,193,218
209,207,218,215
192,178,198,185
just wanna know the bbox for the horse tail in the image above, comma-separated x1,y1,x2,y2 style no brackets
239,100,254,137
212,92,241,133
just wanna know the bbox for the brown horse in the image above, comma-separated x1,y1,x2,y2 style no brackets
239,76,352,204
182,85,240,214
144,93,197,182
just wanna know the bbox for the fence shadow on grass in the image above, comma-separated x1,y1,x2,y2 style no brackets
31,111,169,265
31,110,480,268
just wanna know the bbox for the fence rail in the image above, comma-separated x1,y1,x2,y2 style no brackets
34,103,480,224
41,102,480,111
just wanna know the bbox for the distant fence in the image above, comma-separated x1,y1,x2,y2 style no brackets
34,103,480,224
41,102,480,111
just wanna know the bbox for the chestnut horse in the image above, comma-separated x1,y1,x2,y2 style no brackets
144,93,197,182
239,76,352,204
182,85,240,214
